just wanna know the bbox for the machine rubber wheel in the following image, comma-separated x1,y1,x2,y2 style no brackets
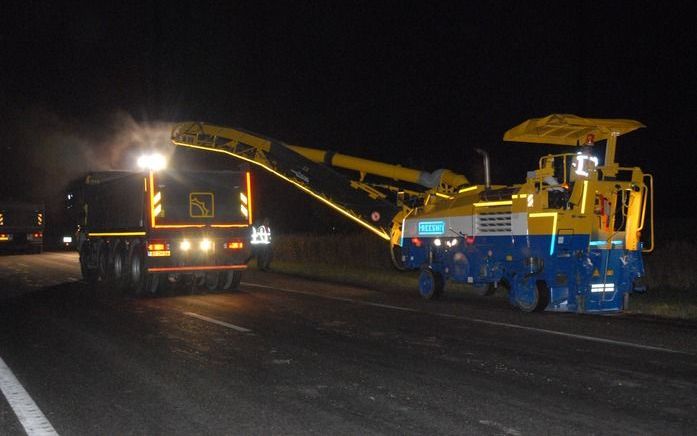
418,268,444,300
221,270,242,291
515,279,550,312
80,244,98,286
111,244,129,292
205,272,221,291
472,283,496,296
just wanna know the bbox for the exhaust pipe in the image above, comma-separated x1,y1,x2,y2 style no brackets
475,148,491,189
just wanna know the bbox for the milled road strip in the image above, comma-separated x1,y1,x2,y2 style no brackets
241,282,692,356
0,356,59,436
183,312,252,333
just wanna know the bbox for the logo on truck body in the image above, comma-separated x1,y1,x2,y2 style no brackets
189,192,215,218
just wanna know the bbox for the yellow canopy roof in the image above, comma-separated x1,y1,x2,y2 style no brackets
503,114,645,146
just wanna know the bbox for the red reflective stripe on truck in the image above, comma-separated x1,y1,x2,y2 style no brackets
147,265,248,273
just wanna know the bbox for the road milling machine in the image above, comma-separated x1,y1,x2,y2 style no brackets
171,114,653,313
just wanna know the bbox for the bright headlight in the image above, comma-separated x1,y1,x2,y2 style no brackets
180,239,191,251
137,153,167,171
433,238,442,247
199,238,212,251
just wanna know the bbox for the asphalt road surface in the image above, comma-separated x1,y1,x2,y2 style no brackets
1,252,696,435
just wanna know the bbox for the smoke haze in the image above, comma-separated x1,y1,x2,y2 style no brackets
0,107,175,236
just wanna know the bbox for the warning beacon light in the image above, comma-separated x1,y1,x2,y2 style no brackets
137,153,167,171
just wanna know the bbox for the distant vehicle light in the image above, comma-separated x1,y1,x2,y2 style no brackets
62,236,73,244
199,238,212,251
180,239,191,251
0,233,9,241
137,153,167,171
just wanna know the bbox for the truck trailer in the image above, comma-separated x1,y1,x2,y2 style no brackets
0,201,44,253
68,169,252,295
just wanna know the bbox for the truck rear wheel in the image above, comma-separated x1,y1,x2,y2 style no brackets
98,246,110,283
80,244,98,285
129,247,160,297
129,243,146,296
111,244,129,292
144,274,160,295
205,272,221,291
221,271,242,291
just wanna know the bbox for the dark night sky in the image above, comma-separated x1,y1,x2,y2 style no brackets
1,1,696,235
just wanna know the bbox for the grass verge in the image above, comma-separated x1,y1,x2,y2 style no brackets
263,260,420,294
629,289,697,320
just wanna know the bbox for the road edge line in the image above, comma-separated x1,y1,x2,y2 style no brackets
0,356,59,436
183,312,252,333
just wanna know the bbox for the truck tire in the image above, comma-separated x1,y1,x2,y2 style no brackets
128,245,160,296
205,272,221,291
221,270,242,291
418,268,444,300
98,245,110,283
128,243,146,296
144,273,160,295
80,244,98,286
111,243,129,292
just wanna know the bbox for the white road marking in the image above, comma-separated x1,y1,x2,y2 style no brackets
0,356,59,436
479,419,522,436
183,312,252,333
241,282,691,356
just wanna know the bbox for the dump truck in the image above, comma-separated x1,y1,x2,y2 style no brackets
0,201,44,253
169,115,653,313
68,168,252,294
